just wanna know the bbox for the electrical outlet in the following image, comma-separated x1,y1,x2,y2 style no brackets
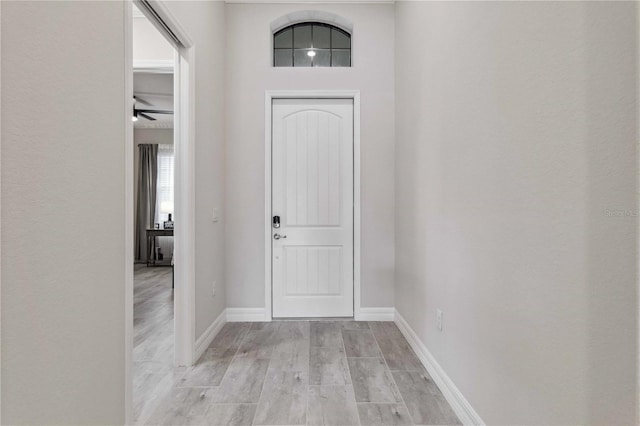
212,208,220,223
436,309,443,331
212,280,216,297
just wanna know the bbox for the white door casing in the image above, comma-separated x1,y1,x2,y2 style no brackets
272,98,354,318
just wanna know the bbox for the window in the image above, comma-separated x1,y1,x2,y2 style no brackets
274,23,351,67
154,144,174,260
155,144,174,223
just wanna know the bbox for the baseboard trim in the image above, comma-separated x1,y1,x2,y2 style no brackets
394,310,484,426
355,307,395,321
225,306,394,322
194,309,226,362
226,307,268,322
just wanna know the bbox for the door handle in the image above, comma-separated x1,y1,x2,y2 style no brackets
273,233,287,240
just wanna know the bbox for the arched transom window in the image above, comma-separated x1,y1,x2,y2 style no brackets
274,22,351,67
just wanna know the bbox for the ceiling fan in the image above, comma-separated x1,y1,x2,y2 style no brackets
132,96,173,121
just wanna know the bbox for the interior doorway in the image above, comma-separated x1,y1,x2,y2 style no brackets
126,1,196,423
131,4,176,422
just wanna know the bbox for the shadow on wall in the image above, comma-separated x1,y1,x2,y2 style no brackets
583,2,638,423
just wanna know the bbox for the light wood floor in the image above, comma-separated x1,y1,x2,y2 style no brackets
134,267,460,425
133,265,178,424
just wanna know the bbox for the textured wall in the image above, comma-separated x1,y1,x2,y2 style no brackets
1,1,126,423
394,1,637,424
225,3,395,310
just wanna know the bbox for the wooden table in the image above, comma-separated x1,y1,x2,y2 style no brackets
146,228,174,267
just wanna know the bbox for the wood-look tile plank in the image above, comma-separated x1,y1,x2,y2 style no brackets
212,358,270,403
279,321,311,340
134,330,173,363
368,322,404,340
348,358,403,403
392,371,461,425
202,404,257,426
309,346,351,386
253,370,308,425
307,386,360,426
178,348,236,387
269,321,311,371
270,338,310,372
357,403,414,426
310,322,343,347
340,321,371,330
144,387,216,426
208,322,252,352
342,330,381,358
134,363,186,424
375,336,422,371
251,321,283,332
235,329,277,360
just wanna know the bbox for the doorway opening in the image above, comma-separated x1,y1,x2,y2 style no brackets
131,4,176,422
126,1,196,423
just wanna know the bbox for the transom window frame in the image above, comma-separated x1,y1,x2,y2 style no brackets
273,22,352,68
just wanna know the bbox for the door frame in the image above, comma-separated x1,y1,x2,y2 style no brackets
126,1,196,423
264,90,361,321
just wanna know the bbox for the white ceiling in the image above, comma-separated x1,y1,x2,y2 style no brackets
133,4,174,129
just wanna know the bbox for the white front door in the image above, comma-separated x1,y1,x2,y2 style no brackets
272,98,354,318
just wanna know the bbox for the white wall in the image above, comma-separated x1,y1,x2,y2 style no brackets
394,1,637,424
163,1,227,338
225,3,395,310
135,128,173,146
1,1,126,423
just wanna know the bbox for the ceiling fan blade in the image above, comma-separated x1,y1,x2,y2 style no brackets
133,95,152,106
139,112,157,121
136,109,173,115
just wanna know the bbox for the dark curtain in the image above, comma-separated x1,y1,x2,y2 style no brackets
135,144,158,261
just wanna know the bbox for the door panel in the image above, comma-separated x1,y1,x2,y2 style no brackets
272,98,354,318
283,246,342,296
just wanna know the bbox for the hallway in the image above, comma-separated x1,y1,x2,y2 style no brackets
141,320,460,425
3,1,637,424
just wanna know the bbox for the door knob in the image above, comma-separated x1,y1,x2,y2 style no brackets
273,233,287,240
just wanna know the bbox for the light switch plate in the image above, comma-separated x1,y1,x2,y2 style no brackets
212,208,220,222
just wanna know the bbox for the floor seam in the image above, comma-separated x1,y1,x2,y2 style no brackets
251,322,283,426
203,323,254,422
340,323,363,426
369,323,417,426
